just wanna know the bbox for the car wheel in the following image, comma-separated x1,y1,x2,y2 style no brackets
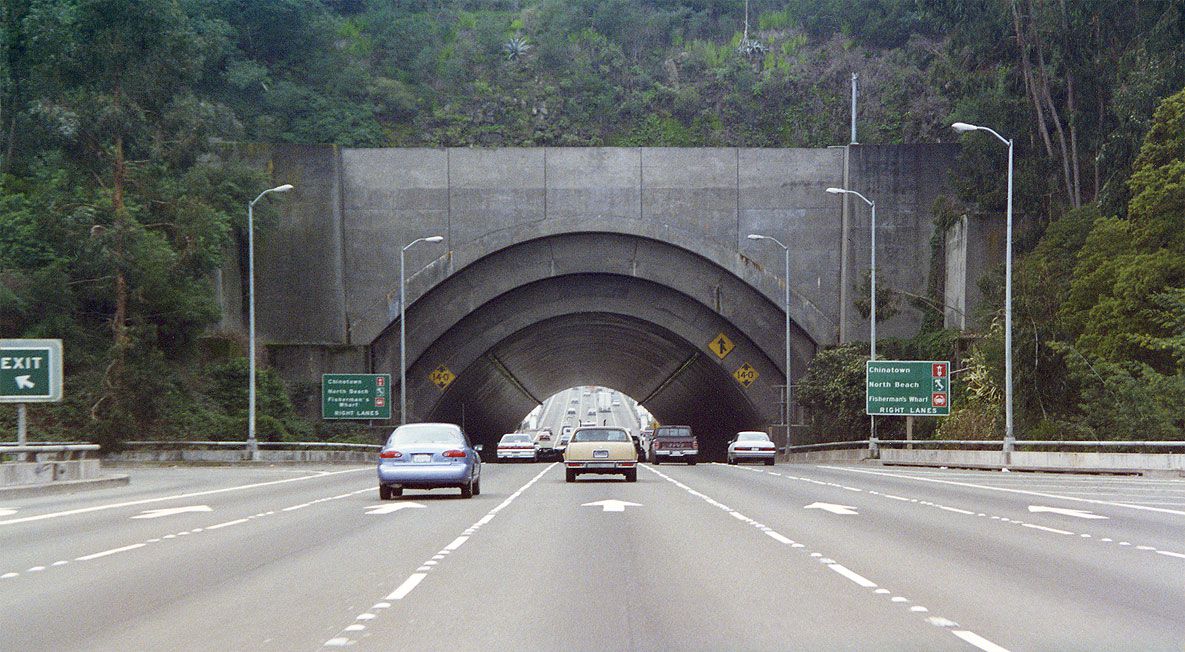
473,476,481,495
727,456,737,465
460,479,474,498
687,458,697,466
652,456,660,465
765,458,775,466
379,484,393,500
566,469,576,483
625,469,637,482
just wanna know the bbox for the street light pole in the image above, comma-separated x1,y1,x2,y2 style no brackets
826,187,877,454
746,234,792,436
952,122,1015,458
247,183,294,461
400,235,445,425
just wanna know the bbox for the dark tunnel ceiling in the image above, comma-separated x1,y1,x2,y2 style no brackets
428,312,763,459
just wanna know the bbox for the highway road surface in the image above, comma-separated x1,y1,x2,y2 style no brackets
1,462,1182,650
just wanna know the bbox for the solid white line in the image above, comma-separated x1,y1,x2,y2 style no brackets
1020,523,1074,535
76,543,146,561
828,563,878,588
1156,550,1185,559
386,573,427,600
0,468,369,526
205,518,250,530
820,466,1185,517
952,629,1011,652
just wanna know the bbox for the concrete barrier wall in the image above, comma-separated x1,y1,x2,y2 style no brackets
784,448,871,464
104,450,375,464
1,459,101,485
881,449,1185,472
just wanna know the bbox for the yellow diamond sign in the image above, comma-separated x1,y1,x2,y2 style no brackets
709,332,734,359
429,365,455,390
733,362,758,388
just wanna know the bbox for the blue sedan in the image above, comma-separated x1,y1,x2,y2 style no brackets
377,423,483,499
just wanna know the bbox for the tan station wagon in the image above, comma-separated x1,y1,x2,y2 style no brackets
564,427,638,482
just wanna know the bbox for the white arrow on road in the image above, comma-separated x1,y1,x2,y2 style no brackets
131,505,213,519
804,502,859,515
15,375,34,389
365,503,426,515
582,500,642,513
1028,505,1109,519
0,508,16,517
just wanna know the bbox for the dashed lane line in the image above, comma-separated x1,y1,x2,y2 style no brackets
645,464,1011,652
321,464,555,648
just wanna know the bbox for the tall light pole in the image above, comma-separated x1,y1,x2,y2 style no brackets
747,234,793,438
247,183,294,461
952,121,1015,457
400,235,445,425
826,187,877,453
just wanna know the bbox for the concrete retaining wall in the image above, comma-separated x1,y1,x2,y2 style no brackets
104,449,375,464
784,448,871,464
881,449,1185,472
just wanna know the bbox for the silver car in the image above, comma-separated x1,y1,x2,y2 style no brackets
727,431,776,465
377,423,482,498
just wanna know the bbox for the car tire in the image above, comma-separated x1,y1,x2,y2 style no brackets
652,456,660,466
460,479,474,498
473,477,481,495
379,484,393,500
566,469,576,483
765,458,775,466
687,458,697,466
727,457,736,465
625,469,637,482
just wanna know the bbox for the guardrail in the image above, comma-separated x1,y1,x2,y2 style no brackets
0,444,101,461
121,441,382,450
789,439,1185,451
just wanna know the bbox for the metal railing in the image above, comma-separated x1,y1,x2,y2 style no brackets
788,439,1185,453
121,441,381,450
0,444,101,462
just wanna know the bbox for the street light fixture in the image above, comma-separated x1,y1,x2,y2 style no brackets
247,183,294,461
747,234,793,435
400,235,445,425
952,121,1015,458
826,186,878,454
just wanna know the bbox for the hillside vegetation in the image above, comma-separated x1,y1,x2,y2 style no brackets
2,1,1183,443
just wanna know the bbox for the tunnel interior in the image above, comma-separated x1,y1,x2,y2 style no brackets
426,312,765,461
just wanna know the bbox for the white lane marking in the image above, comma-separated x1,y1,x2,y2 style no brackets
386,573,427,600
52,561,68,566
645,465,1009,651
804,502,858,515
0,508,17,517
766,531,793,545
820,466,1185,516
365,503,426,515
131,505,213,520
355,613,376,620
581,499,642,513
1028,505,1108,519
936,505,975,515
1020,523,1074,535
953,629,1011,652
344,625,365,632
2,572,17,579
1156,550,1185,559
0,468,369,526
27,566,45,572
205,518,250,531
828,563,878,588
76,543,146,561
323,464,556,649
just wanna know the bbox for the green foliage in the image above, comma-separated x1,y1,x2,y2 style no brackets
795,344,869,441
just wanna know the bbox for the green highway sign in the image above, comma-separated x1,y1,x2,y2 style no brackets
322,374,392,420
0,339,63,403
866,360,950,416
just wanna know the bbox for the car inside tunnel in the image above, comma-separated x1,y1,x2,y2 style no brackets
425,312,766,461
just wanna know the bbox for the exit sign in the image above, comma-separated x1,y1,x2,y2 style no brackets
0,339,63,403
866,360,950,416
322,374,392,420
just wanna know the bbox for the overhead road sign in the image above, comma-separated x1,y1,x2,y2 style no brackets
323,374,392,420
0,339,63,403
866,360,950,416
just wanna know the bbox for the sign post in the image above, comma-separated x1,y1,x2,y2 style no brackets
866,361,950,417
1,339,64,448
322,374,392,420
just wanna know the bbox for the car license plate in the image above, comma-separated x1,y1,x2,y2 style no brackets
668,451,684,456
413,454,433,463
589,462,614,468
593,450,609,458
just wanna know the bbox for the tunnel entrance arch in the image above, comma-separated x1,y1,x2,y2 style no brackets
370,233,820,458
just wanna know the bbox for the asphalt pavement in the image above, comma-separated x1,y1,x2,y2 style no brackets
1,462,1181,650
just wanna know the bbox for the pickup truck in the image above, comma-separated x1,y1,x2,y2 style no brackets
648,425,698,465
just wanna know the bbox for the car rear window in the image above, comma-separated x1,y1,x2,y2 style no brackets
655,427,692,438
572,428,629,442
737,432,769,442
387,424,464,446
500,434,531,443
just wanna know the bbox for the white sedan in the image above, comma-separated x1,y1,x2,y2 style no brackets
496,433,537,462
727,431,776,465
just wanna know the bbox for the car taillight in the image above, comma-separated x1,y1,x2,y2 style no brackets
380,450,401,459
443,450,467,458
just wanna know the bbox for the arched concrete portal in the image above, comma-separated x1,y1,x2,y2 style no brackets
370,233,820,458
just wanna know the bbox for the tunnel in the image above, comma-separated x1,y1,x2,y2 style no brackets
370,232,820,459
